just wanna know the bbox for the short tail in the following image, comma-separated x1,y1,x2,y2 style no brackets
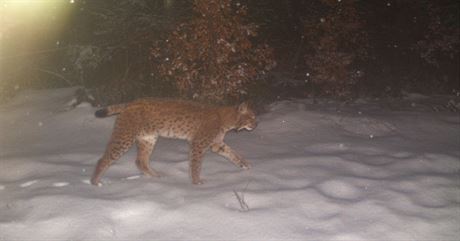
95,103,127,118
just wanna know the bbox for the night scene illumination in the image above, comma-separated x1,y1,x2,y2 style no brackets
0,1,459,240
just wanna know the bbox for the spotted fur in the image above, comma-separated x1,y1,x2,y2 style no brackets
91,98,256,186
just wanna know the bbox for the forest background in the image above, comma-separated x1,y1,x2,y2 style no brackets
1,0,458,105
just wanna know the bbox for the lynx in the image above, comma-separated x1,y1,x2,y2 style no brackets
90,98,256,186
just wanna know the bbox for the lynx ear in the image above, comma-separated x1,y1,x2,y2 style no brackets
237,102,249,113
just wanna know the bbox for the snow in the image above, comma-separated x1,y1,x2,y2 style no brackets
1,88,459,241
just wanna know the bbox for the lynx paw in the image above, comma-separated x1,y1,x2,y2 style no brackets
239,160,252,170
90,179,102,187
143,170,162,178
192,179,205,185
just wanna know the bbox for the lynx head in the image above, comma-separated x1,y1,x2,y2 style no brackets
236,102,257,131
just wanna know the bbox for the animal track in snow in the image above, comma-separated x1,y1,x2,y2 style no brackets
81,179,91,185
125,175,141,180
19,180,71,188
335,117,396,137
20,180,39,187
52,182,69,187
316,179,363,201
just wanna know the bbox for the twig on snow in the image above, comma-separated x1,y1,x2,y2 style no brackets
233,182,250,212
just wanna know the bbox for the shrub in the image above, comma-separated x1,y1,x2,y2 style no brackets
416,2,459,67
303,0,368,97
151,0,276,103
64,0,188,105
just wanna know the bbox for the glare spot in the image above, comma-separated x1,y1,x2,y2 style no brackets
53,182,69,187
20,180,38,187
126,175,141,180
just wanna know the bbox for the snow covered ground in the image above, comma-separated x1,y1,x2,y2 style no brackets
0,88,459,241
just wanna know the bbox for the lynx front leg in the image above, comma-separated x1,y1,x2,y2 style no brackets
211,142,251,169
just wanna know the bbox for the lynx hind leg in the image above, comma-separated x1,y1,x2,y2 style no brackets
135,136,161,177
91,134,135,186
189,138,215,185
